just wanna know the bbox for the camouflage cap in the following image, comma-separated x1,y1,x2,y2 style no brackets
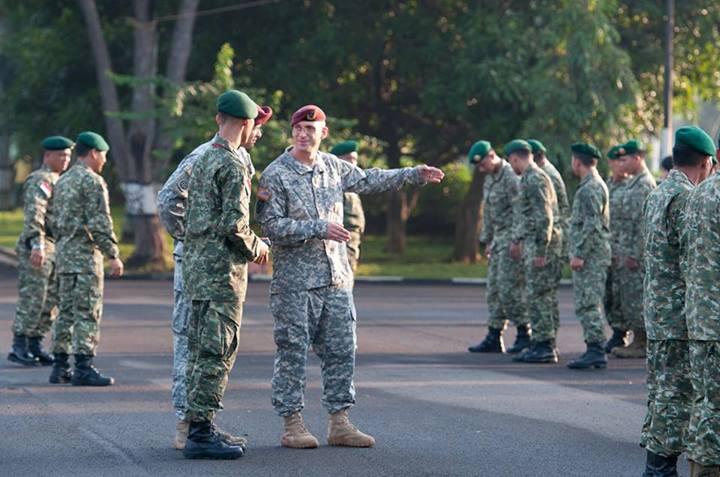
76,131,110,152
467,140,492,164
42,135,74,151
503,139,532,157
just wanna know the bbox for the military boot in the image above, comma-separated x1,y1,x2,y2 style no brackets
71,355,114,386
213,424,248,450
174,420,189,450
605,328,630,353
7,334,39,366
49,353,72,384
689,460,720,477
468,327,505,353
281,412,319,449
513,340,558,364
613,328,647,359
506,324,532,354
567,342,608,370
183,420,244,460
27,336,54,366
327,409,375,447
642,450,679,477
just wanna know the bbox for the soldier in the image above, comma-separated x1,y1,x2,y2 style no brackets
255,104,444,449
157,104,272,450
180,90,270,460
50,131,124,386
604,145,630,353
7,136,73,367
660,155,673,182
329,140,365,273
612,140,656,359
566,143,611,370
466,140,530,354
529,139,568,351
679,126,720,476
505,140,562,364
641,126,713,476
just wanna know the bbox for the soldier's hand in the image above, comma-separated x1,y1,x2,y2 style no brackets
30,248,45,269
415,165,445,184
326,222,351,242
570,256,584,271
533,256,547,268
484,244,492,259
509,242,523,260
109,257,124,278
625,257,639,271
254,240,270,265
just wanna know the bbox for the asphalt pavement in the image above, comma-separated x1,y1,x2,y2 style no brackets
0,264,658,476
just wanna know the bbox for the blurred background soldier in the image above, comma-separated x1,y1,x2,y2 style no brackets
659,155,674,183
8,136,73,367
330,140,365,273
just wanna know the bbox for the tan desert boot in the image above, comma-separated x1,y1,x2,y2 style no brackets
281,412,319,449
613,329,647,359
174,420,189,450
689,460,720,477
327,410,375,447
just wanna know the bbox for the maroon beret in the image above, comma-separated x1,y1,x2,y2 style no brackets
291,105,326,126
255,105,273,126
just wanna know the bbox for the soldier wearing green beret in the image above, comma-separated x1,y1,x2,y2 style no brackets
505,139,563,364
566,143,611,370
467,141,531,354
611,140,656,359
7,136,73,367
330,141,365,274
674,126,720,474
640,126,714,476
50,131,123,386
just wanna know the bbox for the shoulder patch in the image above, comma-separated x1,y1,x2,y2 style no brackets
39,181,52,198
257,187,271,202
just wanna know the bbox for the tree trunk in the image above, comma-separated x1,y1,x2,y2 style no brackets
0,131,13,210
452,168,485,263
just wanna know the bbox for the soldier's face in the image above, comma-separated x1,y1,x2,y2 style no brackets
46,149,72,173
92,150,108,173
292,121,327,153
508,152,529,175
243,126,263,150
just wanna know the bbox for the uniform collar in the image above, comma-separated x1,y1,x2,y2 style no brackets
579,168,599,187
668,168,693,187
281,149,326,176
627,167,650,187
212,135,240,156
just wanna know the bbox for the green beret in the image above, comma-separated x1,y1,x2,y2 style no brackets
330,140,358,157
41,135,74,151
675,126,716,159
616,139,644,156
527,139,546,154
571,142,601,160
76,131,110,152
217,90,258,119
467,140,492,164
607,145,622,160
503,139,532,157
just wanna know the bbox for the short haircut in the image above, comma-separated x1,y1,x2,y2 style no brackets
672,143,708,167
573,153,597,167
75,143,92,158
661,155,673,171
511,149,531,160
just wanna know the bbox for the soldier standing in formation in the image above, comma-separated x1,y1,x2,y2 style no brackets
7,136,73,367
641,126,714,476
180,90,269,460
330,140,366,273
468,140,530,354
506,140,562,364
611,140,657,359
680,126,720,476
256,104,444,449
157,100,272,451
50,131,124,386
566,143,610,370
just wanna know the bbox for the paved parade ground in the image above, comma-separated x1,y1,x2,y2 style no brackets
0,266,656,476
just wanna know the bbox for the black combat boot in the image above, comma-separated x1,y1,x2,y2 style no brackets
642,450,679,477
7,334,40,366
49,353,73,384
468,328,505,353
213,424,248,450
506,324,532,354
605,328,630,353
513,340,558,363
71,355,114,386
567,342,607,369
184,420,245,460
27,336,54,366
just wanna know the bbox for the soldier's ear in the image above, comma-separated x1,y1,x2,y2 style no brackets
321,126,329,140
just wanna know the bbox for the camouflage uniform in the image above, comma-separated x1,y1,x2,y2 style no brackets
255,150,427,417
640,170,694,457
615,168,656,332
568,169,610,344
683,172,720,466
605,176,627,331
480,160,528,330
538,160,568,334
513,162,561,343
182,136,263,423
52,163,120,356
12,165,60,339
157,136,215,420
343,192,365,272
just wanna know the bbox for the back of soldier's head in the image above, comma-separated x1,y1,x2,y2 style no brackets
672,144,707,167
